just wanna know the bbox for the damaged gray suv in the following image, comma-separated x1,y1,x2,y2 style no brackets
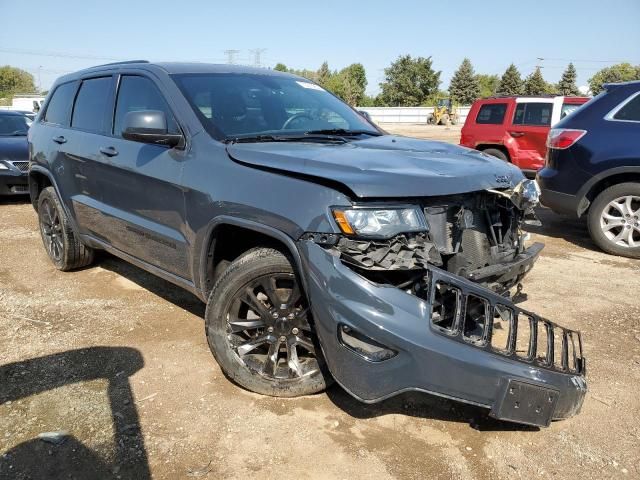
28,62,586,427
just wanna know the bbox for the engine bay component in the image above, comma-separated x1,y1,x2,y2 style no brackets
331,233,441,271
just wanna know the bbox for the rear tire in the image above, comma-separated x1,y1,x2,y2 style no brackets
482,148,509,162
587,183,640,259
37,186,94,271
205,247,330,397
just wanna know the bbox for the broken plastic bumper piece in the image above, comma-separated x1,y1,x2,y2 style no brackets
299,241,586,428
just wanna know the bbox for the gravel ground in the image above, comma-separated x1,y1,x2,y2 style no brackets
1,126,639,479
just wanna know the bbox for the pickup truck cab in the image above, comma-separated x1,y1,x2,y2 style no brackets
461,96,589,175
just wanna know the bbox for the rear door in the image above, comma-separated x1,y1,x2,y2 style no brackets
509,100,553,171
93,73,190,278
461,100,509,148
57,75,114,235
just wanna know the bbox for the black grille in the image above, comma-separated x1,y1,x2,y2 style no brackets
427,264,585,375
10,161,29,173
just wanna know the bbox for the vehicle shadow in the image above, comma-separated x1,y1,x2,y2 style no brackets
0,195,31,206
96,252,205,318
525,207,597,252
325,385,538,432
0,347,151,479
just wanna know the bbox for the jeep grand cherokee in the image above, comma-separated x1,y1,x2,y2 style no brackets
28,61,586,427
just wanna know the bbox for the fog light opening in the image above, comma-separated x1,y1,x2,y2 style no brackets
338,325,397,362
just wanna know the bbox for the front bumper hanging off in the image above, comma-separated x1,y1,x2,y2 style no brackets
299,241,586,428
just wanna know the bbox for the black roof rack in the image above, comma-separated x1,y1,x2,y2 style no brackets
91,60,149,68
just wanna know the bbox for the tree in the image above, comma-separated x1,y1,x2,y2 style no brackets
378,55,441,106
524,67,552,95
497,64,523,96
0,66,36,100
557,63,580,95
589,63,640,94
273,63,288,72
317,61,331,88
476,74,500,98
339,63,367,106
449,58,480,105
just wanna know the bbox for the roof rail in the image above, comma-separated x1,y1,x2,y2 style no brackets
91,60,149,68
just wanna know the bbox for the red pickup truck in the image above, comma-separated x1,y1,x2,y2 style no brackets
460,96,589,174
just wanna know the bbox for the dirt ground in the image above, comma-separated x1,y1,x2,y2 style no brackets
1,125,639,479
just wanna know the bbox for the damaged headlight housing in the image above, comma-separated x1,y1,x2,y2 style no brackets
513,179,541,210
332,206,427,238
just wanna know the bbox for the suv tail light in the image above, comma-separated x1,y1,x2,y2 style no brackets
546,128,587,150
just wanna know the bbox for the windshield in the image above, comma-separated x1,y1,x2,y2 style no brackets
0,114,29,136
172,73,379,141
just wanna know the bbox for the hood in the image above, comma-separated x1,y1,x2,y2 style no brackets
0,136,29,162
226,135,524,198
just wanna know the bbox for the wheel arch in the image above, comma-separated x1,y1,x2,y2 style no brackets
197,216,306,301
475,143,511,161
28,166,54,210
577,166,640,216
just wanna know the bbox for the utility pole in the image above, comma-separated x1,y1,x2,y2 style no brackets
224,49,240,65
249,48,267,68
536,57,545,69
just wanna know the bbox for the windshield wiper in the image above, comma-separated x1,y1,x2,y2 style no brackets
304,128,382,137
224,133,346,144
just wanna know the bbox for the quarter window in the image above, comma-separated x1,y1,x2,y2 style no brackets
113,76,179,137
476,103,507,124
512,103,552,126
613,93,640,121
43,82,76,126
71,77,112,133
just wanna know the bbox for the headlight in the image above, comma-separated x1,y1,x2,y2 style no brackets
0,162,8,170
513,179,541,210
332,206,427,237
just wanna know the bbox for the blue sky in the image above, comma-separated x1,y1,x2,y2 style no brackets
2,0,639,94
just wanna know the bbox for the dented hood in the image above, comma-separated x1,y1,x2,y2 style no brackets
226,135,524,198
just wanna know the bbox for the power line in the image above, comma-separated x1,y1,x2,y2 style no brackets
249,48,267,68
223,49,241,65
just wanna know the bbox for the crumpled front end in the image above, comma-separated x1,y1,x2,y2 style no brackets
299,241,587,428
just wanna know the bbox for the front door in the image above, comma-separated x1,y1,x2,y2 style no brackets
92,74,190,279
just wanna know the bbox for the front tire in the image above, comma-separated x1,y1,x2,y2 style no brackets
37,186,94,271
205,248,329,397
587,183,640,258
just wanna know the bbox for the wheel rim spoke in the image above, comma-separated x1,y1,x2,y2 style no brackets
228,317,266,333
287,343,303,377
240,288,270,318
262,339,281,377
237,334,269,356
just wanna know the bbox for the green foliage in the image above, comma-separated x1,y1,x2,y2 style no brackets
0,66,36,100
557,63,580,96
588,63,640,94
317,61,331,88
358,94,377,107
378,55,441,106
337,63,367,106
476,74,500,98
273,63,288,72
449,58,480,105
497,64,523,96
523,67,552,95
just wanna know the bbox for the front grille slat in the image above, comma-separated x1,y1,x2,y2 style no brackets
427,265,585,375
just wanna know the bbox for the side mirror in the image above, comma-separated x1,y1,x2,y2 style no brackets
358,110,372,122
122,110,183,148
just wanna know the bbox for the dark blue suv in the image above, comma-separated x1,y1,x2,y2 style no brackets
538,81,640,258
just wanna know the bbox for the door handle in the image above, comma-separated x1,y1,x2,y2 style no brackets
52,135,67,144
99,146,119,157
509,131,525,138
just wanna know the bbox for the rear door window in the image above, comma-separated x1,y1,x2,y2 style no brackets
560,103,582,119
512,102,552,126
43,82,77,126
613,93,640,121
476,103,507,124
71,77,112,133
113,75,180,137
